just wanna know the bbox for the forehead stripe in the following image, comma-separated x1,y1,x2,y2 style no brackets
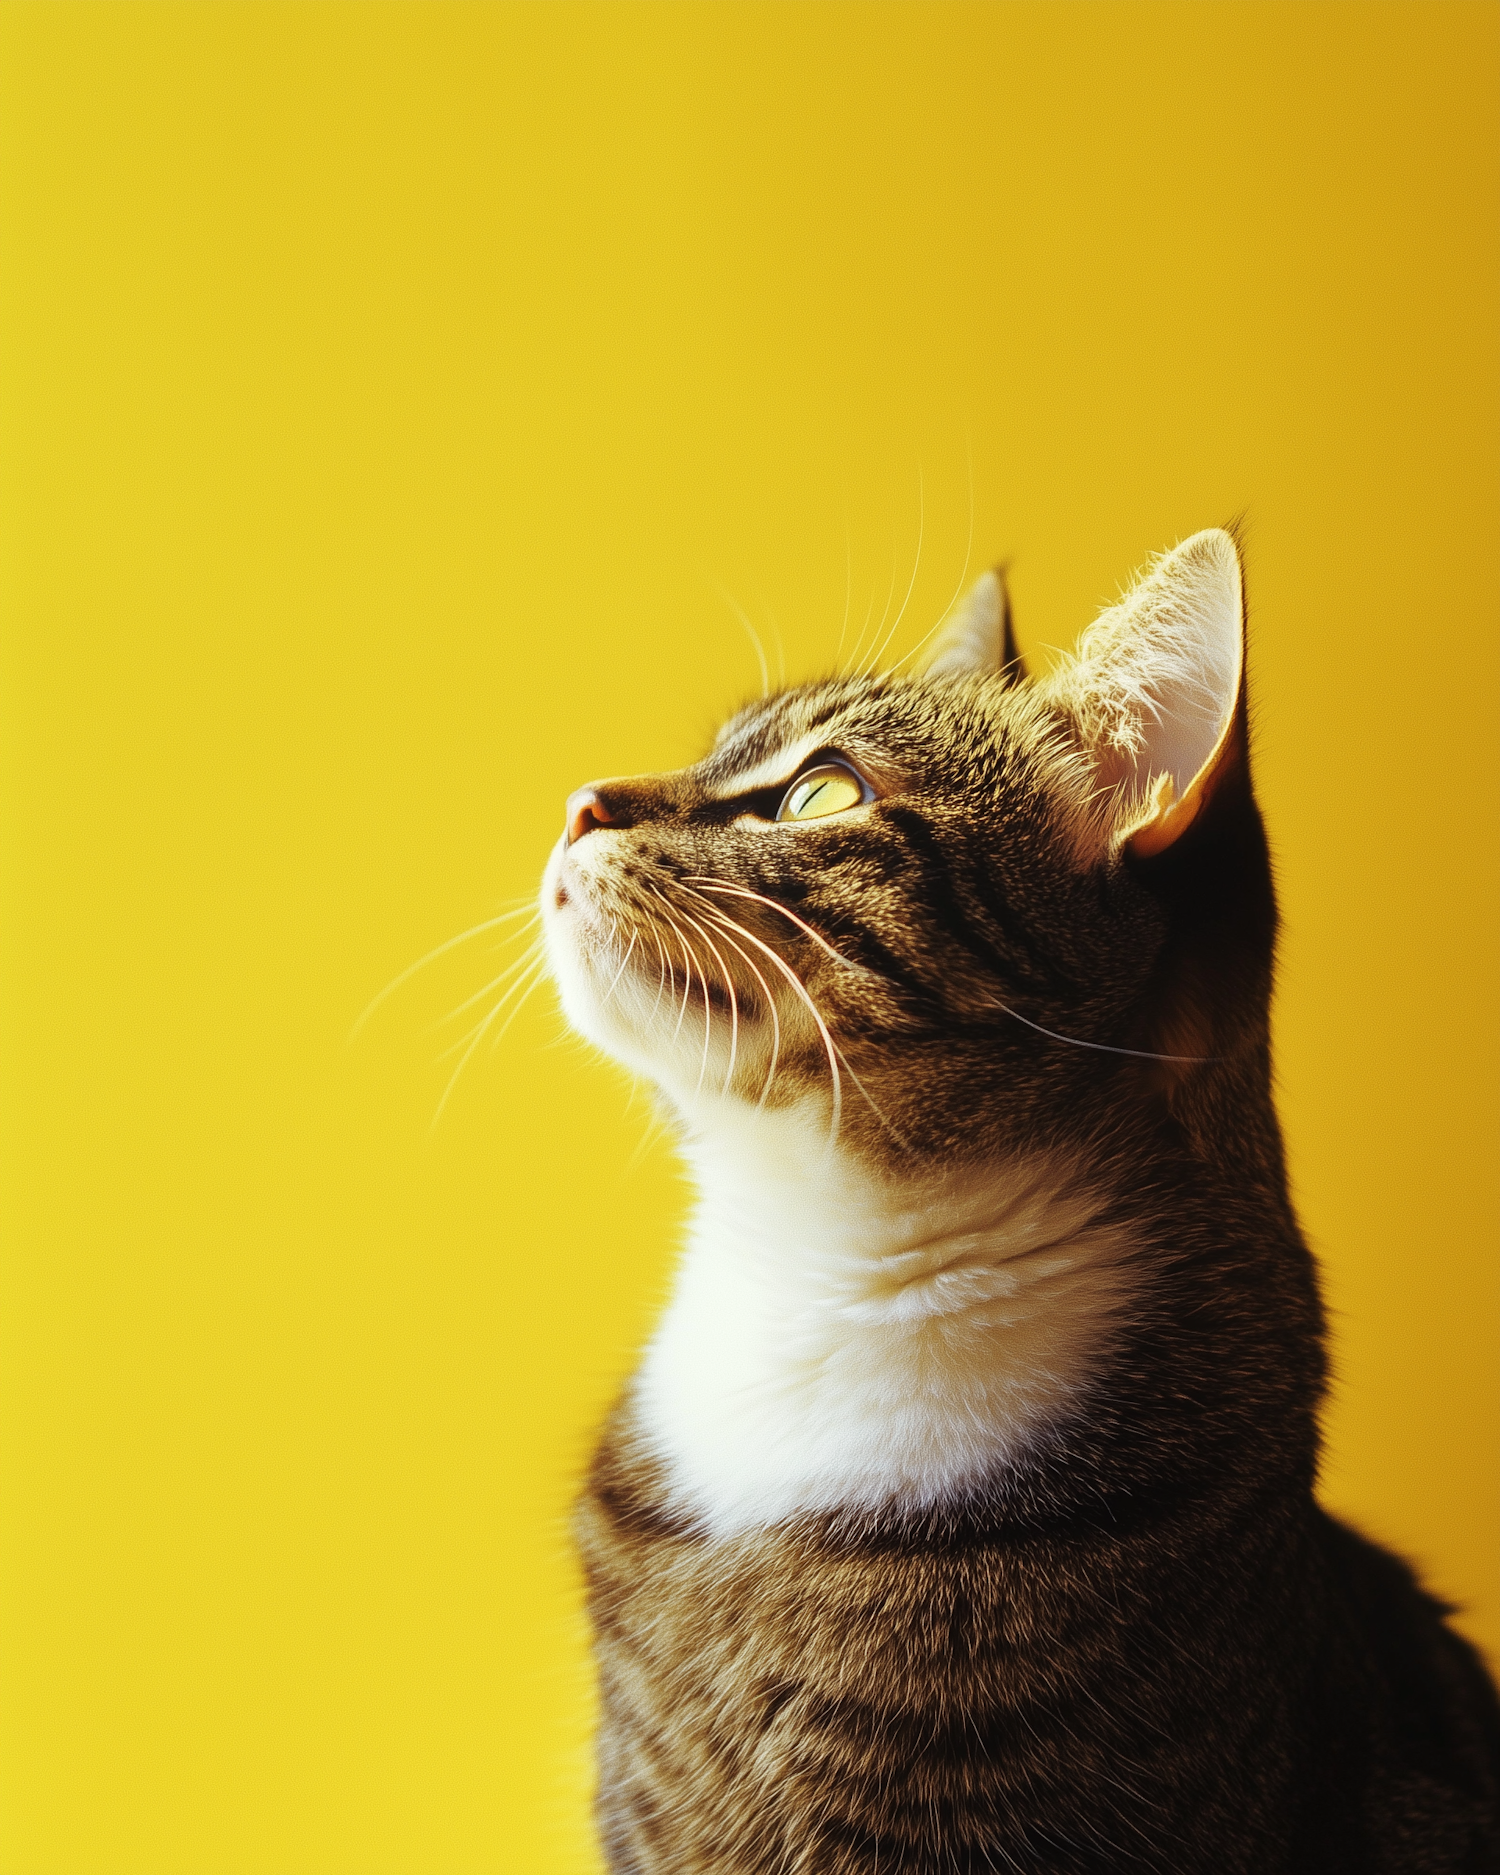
702,730,829,802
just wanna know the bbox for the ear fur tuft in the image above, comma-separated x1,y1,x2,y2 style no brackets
1048,529,1244,851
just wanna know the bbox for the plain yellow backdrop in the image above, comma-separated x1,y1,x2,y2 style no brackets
1,3,1496,1869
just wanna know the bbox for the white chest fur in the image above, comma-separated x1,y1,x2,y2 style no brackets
631,1100,1139,1537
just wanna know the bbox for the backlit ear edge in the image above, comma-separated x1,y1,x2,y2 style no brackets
1044,527,1246,858
1121,532,1246,858
995,567,1027,687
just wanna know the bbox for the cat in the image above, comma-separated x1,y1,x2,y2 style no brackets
540,529,1500,1873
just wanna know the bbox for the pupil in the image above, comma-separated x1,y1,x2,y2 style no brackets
799,780,832,815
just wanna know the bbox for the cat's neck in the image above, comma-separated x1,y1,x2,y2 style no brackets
631,1095,1140,1539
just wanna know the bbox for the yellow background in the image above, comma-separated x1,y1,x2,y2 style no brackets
2,4,1496,1869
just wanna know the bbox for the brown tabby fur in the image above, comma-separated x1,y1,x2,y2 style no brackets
556,542,1500,1872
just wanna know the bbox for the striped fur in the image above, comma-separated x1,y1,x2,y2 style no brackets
542,532,1500,1871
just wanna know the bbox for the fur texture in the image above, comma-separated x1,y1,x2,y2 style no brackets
636,1123,1137,1534
541,529,1500,1872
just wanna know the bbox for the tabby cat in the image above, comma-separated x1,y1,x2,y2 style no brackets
540,530,1500,1872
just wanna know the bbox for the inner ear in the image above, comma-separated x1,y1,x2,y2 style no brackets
1050,529,1245,856
922,567,1026,684
1126,702,1244,858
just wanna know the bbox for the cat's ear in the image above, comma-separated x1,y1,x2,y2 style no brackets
1058,529,1245,857
922,567,1026,684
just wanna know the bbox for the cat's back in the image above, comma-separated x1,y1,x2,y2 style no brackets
581,1416,1500,1874
1308,1512,1500,1873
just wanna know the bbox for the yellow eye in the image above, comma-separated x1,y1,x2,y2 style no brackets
776,762,869,823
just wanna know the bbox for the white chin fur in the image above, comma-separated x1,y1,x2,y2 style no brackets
542,836,675,1081
541,835,782,1100
543,841,1137,1539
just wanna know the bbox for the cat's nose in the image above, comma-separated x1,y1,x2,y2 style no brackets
566,786,616,845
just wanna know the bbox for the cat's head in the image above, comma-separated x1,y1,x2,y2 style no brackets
542,529,1271,1170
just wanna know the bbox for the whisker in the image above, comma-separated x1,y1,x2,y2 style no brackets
625,1096,674,1175
833,523,853,671
645,892,716,1095
669,899,741,1095
350,903,538,1038
827,1036,912,1153
599,929,640,1007
436,936,546,1026
680,896,782,1108
682,878,876,976
690,901,842,1144
758,592,787,691
484,963,550,1054
648,888,713,1083
888,451,976,677
645,928,670,1024
847,534,899,677
690,921,717,1095
862,467,924,675
433,951,549,1062
684,880,910,1150
692,940,713,1095
651,893,700,1043
989,997,1217,1064
716,586,770,699
429,951,549,1129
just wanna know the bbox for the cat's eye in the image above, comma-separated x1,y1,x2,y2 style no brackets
775,761,873,823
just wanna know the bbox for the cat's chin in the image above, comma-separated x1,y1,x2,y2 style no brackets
541,841,769,1108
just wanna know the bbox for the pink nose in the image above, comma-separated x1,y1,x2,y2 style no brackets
565,786,615,845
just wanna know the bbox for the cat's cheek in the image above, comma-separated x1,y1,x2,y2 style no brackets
543,833,597,919
540,887,673,1083
542,842,621,962
539,849,605,1023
